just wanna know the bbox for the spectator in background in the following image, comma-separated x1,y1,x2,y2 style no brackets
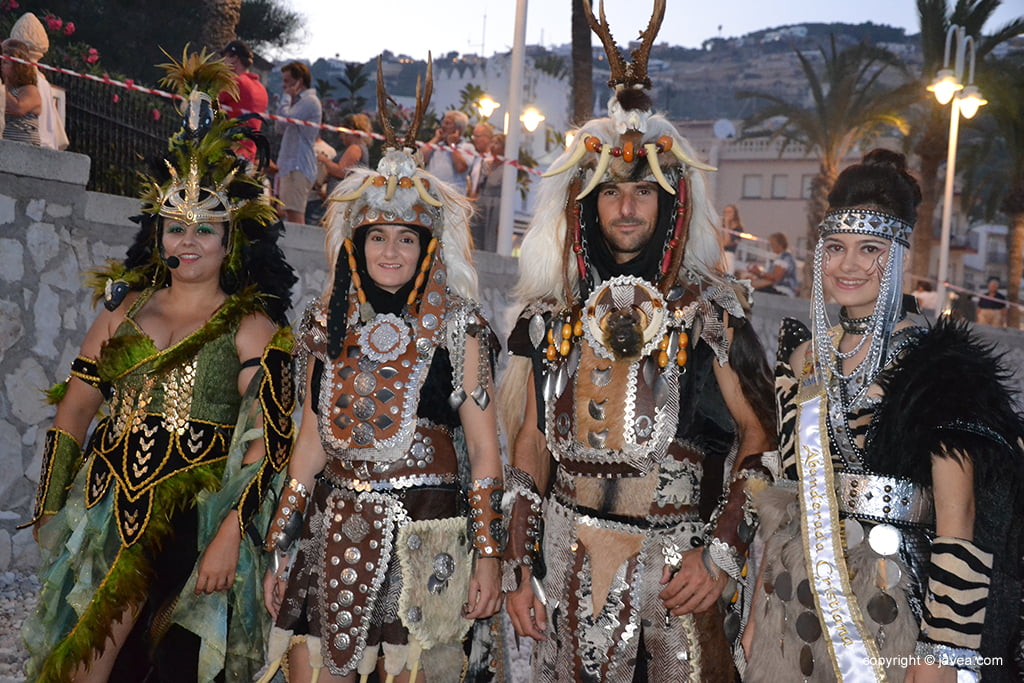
721,203,743,275
976,276,1008,327
7,12,68,150
276,60,321,224
1,39,42,146
319,112,372,196
218,40,268,164
913,280,938,315
748,231,799,296
304,135,336,225
467,121,495,198
470,132,504,252
423,109,471,190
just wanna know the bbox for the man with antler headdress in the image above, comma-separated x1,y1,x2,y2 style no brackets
257,57,504,683
497,2,777,679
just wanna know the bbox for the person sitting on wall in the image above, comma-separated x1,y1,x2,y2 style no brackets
746,232,799,296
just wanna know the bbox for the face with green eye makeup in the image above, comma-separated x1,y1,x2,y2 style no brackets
160,219,229,283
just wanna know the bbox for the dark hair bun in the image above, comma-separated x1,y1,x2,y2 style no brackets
827,148,922,224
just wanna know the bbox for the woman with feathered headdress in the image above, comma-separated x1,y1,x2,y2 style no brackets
257,57,503,683
22,49,297,682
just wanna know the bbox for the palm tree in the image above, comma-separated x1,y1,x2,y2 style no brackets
957,54,1024,328
738,36,919,294
910,0,1024,288
200,0,242,53
338,61,371,116
571,0,594,125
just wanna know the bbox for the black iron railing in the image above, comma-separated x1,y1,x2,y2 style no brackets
47,71,178,197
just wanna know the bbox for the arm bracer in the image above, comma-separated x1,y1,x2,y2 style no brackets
235,328,296,533
705,452,773,581
23,428,83,526
468,477,504,558
500,465,543,592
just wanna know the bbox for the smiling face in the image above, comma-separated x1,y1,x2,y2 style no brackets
161,219,229,282
596,181,660,264
362,224,423,293
821,231,892,318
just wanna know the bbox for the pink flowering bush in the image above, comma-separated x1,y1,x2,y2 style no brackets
0,7,102,74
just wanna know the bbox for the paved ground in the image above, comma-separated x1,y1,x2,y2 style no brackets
0,572,36,683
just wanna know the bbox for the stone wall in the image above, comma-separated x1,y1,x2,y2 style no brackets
2,139,1023,572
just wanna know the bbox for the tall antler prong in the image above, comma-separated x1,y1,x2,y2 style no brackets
582,0,627,88
404,53,433,150
376,56,399,149
628,0,666,88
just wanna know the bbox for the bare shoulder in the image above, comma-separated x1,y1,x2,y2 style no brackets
235,311,278,357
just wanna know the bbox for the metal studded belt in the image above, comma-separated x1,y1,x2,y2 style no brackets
835,471,934,527
323,470,458,492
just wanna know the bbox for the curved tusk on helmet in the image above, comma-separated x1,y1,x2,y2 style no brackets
542,140,589,178
332,176,374,203
670,144,717,172
413,177,443,207
385,175,398,201
576,145,612,200
644,143,676,195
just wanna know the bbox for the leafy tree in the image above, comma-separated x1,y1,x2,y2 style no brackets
909,0,1024,288
738,36,918,294
235,0,302,53
957,54,1024,327
27,0,302,83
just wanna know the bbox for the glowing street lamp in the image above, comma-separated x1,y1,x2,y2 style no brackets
930,25,986,311
520,106,545,133
476,95,500,119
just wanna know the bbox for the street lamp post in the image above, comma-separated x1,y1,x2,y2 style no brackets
496,0,529,257
927,24,987,311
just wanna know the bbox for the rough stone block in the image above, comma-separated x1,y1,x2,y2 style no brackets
10,528,40,572
0,300,23,359
26,222,59,271
46,203,72,218
25,199,44,222
0,530,10,573
5,358,50,425
0,240,23,283
31,284,60,359
0,195,14,225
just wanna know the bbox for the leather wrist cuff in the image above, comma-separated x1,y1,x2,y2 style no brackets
707,452,772,580
500,466,543,590
468,477,504,557
264,478,310,552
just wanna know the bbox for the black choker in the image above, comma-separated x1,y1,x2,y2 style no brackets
839,308,872,334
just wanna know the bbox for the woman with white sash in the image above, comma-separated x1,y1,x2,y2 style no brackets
742,150,1024,682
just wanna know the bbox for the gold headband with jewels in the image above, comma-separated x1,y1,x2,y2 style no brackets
819,208,912,247
157,157,234,224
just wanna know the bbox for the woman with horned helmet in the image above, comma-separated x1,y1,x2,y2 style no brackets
21,50,298,682
498,2,777,680
742,149,1024,682
258,57,503,683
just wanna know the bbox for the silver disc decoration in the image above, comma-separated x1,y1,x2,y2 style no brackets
358,313,411,363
